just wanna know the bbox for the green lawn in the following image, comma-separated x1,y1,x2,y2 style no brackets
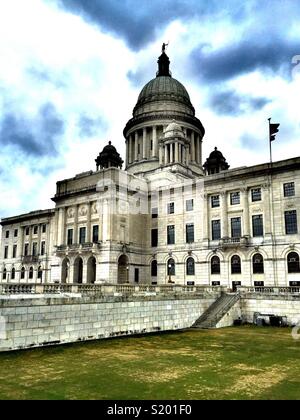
0,326,299,400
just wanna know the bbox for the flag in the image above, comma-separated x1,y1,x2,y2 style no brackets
270,123,280,142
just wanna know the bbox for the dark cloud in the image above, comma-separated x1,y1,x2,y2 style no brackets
190,37,299,83
56,0,249,50
78,115,106,137
209,90,270,116
0,103,65,157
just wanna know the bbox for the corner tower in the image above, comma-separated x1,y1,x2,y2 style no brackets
123,46,205,177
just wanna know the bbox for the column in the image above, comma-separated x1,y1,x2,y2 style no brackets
175,142,179,162
221,192,228,238
86,203,91,243
125,138,129,167
74,205,79,244
17,227,24,258
159,144,163,165
186,146,190,165
164,145,168,165
263,184,271,234
182,146,186,165
191,131,195,162
203,194,209,240
170,143,173,163
58,207,65,246
152,126,157,157
242,188,250,237
197,135,201,165
143,127,147,159
134,131,138,161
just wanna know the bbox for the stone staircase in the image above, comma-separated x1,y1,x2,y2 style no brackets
191,292,240,329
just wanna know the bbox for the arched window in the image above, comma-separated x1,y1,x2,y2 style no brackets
11,268,15,280
38,266,43,280
21,267,25,280
29,267,34,280
287,252,300,273
253,254,264,274
211,256,221,275
231,255,241,274
167,258,175,276
151,260,157,277
186,257,195,275
2,268,7,280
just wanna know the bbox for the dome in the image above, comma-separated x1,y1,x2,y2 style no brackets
164,121,185,139
95,141,123,170
203,147,230,175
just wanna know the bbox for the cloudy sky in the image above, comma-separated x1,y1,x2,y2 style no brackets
0,0,299,219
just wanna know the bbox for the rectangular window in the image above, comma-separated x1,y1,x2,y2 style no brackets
285,210,298,235
25,227,30,236
14,229,18,237
134,268,139,283
4,246,8,259
211,195,220,208
284,182,295,197
42,224,46,234
41,241,46,256
151,207,158,218
151,229,158,247
24,243,29,256
212,220,221,241
13,245,17,258
167,202,175,214
79,227,86,244
32,242,38,257
252,215,264,237
167,225,175,245
67,229,73,245
231,217,242,238
251,188,262,202
5,231,9,239
186,199,194,212
33,226,38,235
93,225,99,243
186,224,194,243
230,192,240,205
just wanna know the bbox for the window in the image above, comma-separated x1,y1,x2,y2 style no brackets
79,227,86,244
252,215,264,237
285,210,298,235
11,268,15,280
67,229,73,246
231,217,242,238
4,246,8,259
186,257,195,275
33,226,38,235
151,207,158,218
167,258,175,276
29,267,34,280
93,225,99,243
2,268,7,280
25,227,30,236
42,224,46,234
211,195,220,208
167,225,175,245
134,268,139,283
32,242,38,257
253,253,264,274
151,229,158,247
186,224,194,243
14,229,18,237
284,182,295,197
186,199,194,212
230,192,240,205
41,241,46,256
287,252,300,273
38,266,43,280
151,260,157,277
251,188,262,202
231,255,241,274
167,202,175,214
24,243,29,257
212,220,221,241
211,256,221,275
13,245,17,259
5,230,9,239
21,267,25,280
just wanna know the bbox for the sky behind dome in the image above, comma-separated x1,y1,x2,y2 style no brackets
0,0,299,218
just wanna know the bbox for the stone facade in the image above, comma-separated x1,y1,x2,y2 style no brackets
1,51,300,288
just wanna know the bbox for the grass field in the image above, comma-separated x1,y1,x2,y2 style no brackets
0,326,299,400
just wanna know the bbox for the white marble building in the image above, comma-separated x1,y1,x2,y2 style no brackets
1,50,300,289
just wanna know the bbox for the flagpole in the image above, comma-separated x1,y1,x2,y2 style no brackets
268,118,272,164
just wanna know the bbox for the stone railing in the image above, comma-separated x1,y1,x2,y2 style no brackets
0,283,226,296
238,286,300,295
56,243,101,254
219,237,249,249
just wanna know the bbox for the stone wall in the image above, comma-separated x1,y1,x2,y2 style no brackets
0,295,215,352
